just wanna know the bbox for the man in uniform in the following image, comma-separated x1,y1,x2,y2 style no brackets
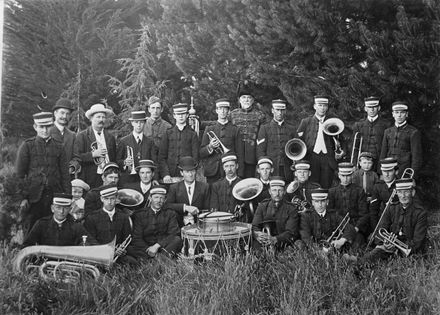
129,186,182,259
74,103,116,188
252,177,300,251
352,97,391,168
380,101,422,179
253,156,274,205
159,103,199,181
16,112,71,234
23,193,94,247
257,99,297,182
297,95,345,188
166,156,210,227
200,98,244,183
144,96,172,160
116,110,155,185
286,160,320,211
230,87,268,178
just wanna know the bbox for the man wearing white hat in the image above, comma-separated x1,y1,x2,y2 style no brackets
252,176,300,251
23,193,94,247
380,101,422,178
16,112,71,235
73,103,116,188
257,99,297,182
116,110,155,185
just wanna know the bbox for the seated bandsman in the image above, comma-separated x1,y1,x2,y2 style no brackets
70,179,90,223
23,193,95,247
352,152,379,200
210,152,242,218
116,110,155,185
166,156,210,227
257,99,297,182
84,162,120,215
328,162,369,248
361,178,427,263
253,156,274,205
84,185,133,263
200,98,244,183
252,177,300,251
286,160,320,210
129,186,182,259
300,188,356,251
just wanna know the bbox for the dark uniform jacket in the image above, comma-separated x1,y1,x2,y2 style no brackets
328,183,369,233
158,124,199,178
380,122,423,178
376,201,427,253
230,106,267,165
16,136,71,203
352,169,379,196
257,120,297,179
49,125,77,163
252,199,300,243
23,215,94,247
166,181,210,227
74,127,117,188
84,209,131,245
116,133,155,174
144,117,172,160
84,187,102,215
300,209,356,244
370,180,397,229
352,116,391,159
131,207,181,249
200,121,244,178
209,177,241,213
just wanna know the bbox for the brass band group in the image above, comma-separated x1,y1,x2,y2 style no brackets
14,86,427,277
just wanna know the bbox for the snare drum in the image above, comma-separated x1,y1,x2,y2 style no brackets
181,222,252,259
197,211,235,233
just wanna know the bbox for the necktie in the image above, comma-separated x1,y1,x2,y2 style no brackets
188,186,192,204
137,136,141,145
362,172,367,193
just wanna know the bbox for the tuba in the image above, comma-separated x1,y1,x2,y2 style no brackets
14,238,115,282
285,138,307,162
207,131,230,154
232,178,264,218
322,118,345,157
117,189,144,208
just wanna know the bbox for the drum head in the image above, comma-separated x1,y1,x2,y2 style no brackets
198,211,234,222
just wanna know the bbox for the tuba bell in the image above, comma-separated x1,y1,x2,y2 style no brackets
117,189,144,207
322,118,345,156
232,178,264,218
285,138,307,161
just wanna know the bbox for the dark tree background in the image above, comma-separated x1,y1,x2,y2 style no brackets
1,0,439,206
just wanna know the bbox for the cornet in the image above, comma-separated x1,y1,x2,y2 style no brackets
207,131,230,154
377,228,411,256
126,146,137,175
113,234,132,262
91,141,110,174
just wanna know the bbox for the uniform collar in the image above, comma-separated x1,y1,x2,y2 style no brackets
395,121,407,128
368,115,378,123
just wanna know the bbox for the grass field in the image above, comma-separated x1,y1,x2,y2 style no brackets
1,229,440,315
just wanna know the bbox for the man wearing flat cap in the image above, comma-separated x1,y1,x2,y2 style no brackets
23,193,95,247
130,186,183,259
380,101,422,179
144,96,172,160
257,99,297,182
116,110,155,185
49,98,78,169
352,97,391,168
200,98,244,183
158,103,199,181
73,103,117,189
166,156,210,227
286,160,321,209
16,112,71,235
252,177,300,251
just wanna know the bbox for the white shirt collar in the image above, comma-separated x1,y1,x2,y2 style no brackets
317,210,326,218
395,121,407,128
226,176,237,185
315,114,325,123
102,208,115,219
53,217,66,225
54,121,65,133
176,123,186,131
274,119,284,126
368,115,378,122
217,120,229,125
93,128,104,138
185,181,195,190
140,182,151,193
132,131,143,141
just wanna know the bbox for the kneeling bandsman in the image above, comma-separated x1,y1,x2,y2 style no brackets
252,177,300,251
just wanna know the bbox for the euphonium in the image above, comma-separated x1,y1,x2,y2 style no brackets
126,146,137,175
91,141,110,174
377,228,411,256
322,118,345,156
207,131,230,154
285,138,307,161
232,178,264,217
14,238,116,282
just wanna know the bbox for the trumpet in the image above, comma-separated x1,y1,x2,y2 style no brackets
351,132,363,167
322,118,345,157
126,146,137,175
91,141,110,174
207,131,230,154
188,97,200,136
113,234,132,262
377,228,411,256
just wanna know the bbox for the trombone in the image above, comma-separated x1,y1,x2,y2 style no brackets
126,146,137,175
350,132,363,167
377,228,411,256
207,131,230,154
323,213,350,248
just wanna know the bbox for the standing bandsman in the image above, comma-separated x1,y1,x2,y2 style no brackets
297,95,344,188
144,96,172,161
352,97,391,166
200,98,244,183
380,101,422,179
252,177,300,251
230,87,268,178
16,112,71,234
159,103,199,182
74,103,116,188
116,110,155,185
257,99,297,182
49,98,78,171
286,160,321,208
